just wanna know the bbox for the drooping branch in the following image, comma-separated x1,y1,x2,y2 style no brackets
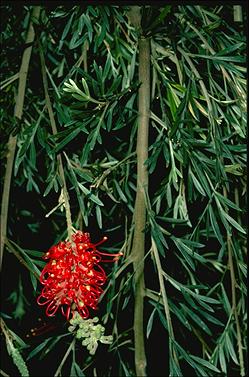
129,6,150,376
0,6,41,270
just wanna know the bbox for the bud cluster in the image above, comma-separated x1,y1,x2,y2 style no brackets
68,312,113,355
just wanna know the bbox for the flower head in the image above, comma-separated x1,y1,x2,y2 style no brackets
37,231,122,320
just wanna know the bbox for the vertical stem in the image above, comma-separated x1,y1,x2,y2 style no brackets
0,6,41,270
223,188,245,376
131,36,150,376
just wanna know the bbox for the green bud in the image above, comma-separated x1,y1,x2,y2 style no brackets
100,335,113,344
68,325,75,332
68,314,113,355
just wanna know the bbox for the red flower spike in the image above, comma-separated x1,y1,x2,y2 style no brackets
37,231,122,320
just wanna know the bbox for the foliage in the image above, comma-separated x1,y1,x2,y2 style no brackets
0,4,247,377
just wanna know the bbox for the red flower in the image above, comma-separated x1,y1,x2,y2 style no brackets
37,231,122,320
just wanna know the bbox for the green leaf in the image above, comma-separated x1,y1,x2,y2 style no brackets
151,220,169,255
172,340,206,375
167,85,177,120
215,42,244,56
221,210,246,234
191,157,212,197
27,338,51,360
71,93,89,101
166,183,172,207
8,329,29,349
169,301,192,330
32,260,46,268
219,345,227,374
96,206,102,229
61,12,74,41
24,249,45,258
189,167,206,196
157,308,168,331
78,183,104,206
181,239,205,248
146,307,156,338
30,272,37,292
208,205,224,245
40,334,70,359
214,191,242,211
180,303,212,335
225,332,239,364
102,53,111,82
119,359,131,377
189,354,221,373
89,192,104,206
82,13,93,42
172,237,195,270
169,354,183,376
157,216,187,224
197,308,224,326
74,362,85,377
220,284,231,315
113,180,127,203
193,293,220,305
43,178,56,197
189,52,245,63
74,168,93,182
81,77,90,97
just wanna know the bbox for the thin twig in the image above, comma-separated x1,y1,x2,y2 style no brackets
0,6,41,270
92,152,136,189
54,339,75,377
223,187,245,377
0,73,19,91
0,369,10,377
151,238,180,370
38,42,73,242
5,239,40,280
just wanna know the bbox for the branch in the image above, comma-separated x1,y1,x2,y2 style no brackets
0,6,41,271
129,7,150,374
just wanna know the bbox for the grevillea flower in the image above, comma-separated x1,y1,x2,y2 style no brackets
37,231,122,320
